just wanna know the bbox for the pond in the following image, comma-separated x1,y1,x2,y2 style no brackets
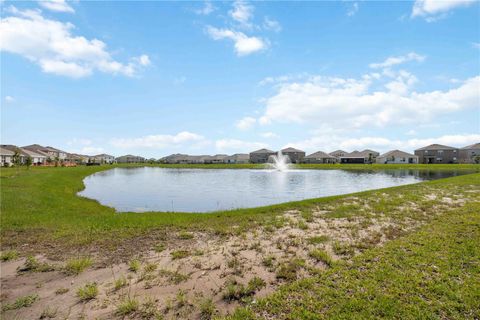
78,167,464,213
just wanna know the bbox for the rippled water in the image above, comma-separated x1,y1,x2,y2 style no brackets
78,167,463,213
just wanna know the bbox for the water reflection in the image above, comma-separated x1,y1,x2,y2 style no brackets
78,167,470,213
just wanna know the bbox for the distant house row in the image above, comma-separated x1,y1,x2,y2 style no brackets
0,144,117,167
2,142,478,167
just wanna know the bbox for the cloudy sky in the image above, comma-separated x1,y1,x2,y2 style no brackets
1,0,479,157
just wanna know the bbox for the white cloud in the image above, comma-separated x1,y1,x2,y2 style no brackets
412,0,475,20
288,133,480,154
206,26,267,56
369,52,425,69
67,138,92,146
257,72,479,130
215,139,268,152
472,42,480,49
4,96,14,103
0,8,150,78
111,131,207,149
229,0,254,28
263,16,281,32
260,132,278,138
195,1,216,15
80,146,104,155
38,0,74,13
236,116,256,130
347,2,359,17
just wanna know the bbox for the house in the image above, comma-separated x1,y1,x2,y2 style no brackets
303,151,338,164
67,153,90,165
116,155,145,163
414,144,459,164
160,154,188,164
20,148,47,165
224,153,249,164
23,144,67,161
459,143,480,164
93,154,116,164
339,150,379,164
0,147,15,166
329,150,348,158
204,154,228,164
281,147,306,164
376,150,418,164
249,148,276,163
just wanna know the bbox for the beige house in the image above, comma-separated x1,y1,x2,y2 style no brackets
0,147,15,166
376,150,418,164
224,153,249,164
329,150,348,158
93,154,116,164
303,151,338,164
116,155,145,163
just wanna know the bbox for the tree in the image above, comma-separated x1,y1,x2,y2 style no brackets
25,156,32,169
12,149,21,166
54,156,59,167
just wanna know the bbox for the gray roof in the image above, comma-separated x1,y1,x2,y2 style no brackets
378,150,417,158
361,149,380,155
225,153,249,160
94,154,115,158
329,150,347,155
250,148,275,154
461,143,480,150
281,147,304,153
0,147,15,156
20,148,47,158
305,151,337,159
415,144,456,151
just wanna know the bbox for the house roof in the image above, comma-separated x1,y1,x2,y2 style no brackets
0,147,15,156
361,149,380,155
378,150,417,158
329,150,347,155
415,144,456,151
250,148,275,154
225,153,249,160
20,148,47,158
45,146,67,153
94,154,115,158
305,151,337,159
281,147,305,153
461,143,480,150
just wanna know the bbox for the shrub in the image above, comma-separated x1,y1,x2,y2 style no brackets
171,250,190,260
18,256,55,273
154,243,166,253
76,282,98,301
114,276,128,291
116,297,139,316
307,235,330,244
128,259,141,272
1,250,18,261
199,298,216,320
178,231,194,239
1,294,39,311
64,257,92,275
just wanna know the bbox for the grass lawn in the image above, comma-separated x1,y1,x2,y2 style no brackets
0,164,478,260
227,201,480,319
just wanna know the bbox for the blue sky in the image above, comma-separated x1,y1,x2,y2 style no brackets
1,0,479,157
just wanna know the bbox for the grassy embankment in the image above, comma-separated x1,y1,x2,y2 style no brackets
227,198,480,319
0,164,478,260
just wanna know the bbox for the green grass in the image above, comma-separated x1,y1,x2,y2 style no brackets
64,257,92,275
128,259,141,272
171,250,190,260
306,235,329,244
1,294,39,311
0,250,18,261
18,256,55,273
1,165,477,260
116,297,139,316
226,202,480,319
76,282,98,301
308,249,334,267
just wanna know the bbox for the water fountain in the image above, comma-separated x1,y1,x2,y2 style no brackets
268,150,291,171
